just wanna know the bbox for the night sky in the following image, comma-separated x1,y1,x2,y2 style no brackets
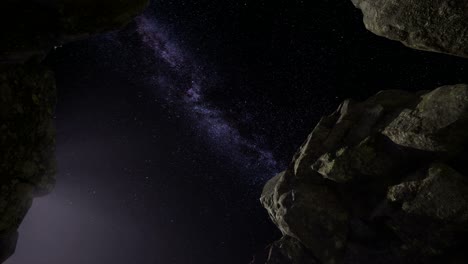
6,1,468,264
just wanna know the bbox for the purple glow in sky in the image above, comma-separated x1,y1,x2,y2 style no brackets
136,15,281,182
6,11,284,264
5,193,146,264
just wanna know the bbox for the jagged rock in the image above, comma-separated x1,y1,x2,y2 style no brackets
351,0,468,58
261,84,468,264
261,171,349,264
250,236,318,264
0,0,150,64
383,84,468,153
386,163,468,259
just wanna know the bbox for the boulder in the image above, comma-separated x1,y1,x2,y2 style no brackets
260,84,468,263
250,236,318,264
261,171,349,264
383,85,468,153
351,0,468,58
386,163,468,259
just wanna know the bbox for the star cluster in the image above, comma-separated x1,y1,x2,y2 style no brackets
135,14,282,183
6,1,468,264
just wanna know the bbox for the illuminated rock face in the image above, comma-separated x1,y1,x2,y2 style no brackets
257,85,468,264
351,0,468,58
0,1,149,262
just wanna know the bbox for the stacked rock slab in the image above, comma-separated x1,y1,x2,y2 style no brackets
256,85,468,264
0,1,149,262
351,0,468,58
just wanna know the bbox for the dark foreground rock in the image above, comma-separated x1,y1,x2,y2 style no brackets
0,0,149,64
250,236,318,264
0,1,149,262
0,64,57,233
0,230,18,263
258,84,468,264
351,0,468,58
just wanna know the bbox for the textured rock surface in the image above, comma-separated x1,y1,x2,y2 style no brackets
259,84,468,264
261,171,348,264
351,0,468,58
250,236,318,264
0,1,149,262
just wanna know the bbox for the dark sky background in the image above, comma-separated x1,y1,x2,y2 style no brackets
6,1,468,264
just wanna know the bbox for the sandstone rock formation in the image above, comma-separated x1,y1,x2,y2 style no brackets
0,1,149,262
351,0,468,58
255,85,468,264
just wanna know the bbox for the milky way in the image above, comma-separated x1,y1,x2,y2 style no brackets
7,13,284,264
135,14,281,183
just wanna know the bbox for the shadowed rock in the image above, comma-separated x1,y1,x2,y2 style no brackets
259,84,468,264
250,236,318,264
0,0,150,64
351,0,468,58
0,230,18,263
386,163,468,257
0,1,149,261
261,171,348,264
0,64,56,234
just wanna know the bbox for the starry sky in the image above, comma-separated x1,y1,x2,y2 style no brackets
5,1,468,264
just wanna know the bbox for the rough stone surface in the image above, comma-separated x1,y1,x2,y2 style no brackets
351,0,468,58
0,1,149,261
250,236,318,264
383,85,468,153
260,84,468,264
261,171,349,264
386,163,468,258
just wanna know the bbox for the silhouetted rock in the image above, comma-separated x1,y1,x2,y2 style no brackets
250,236,318,264
0,1,149,262
0,230,18,263
260,85,468,264
351,0,468,58
0,64,56,235
0,0,149,64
